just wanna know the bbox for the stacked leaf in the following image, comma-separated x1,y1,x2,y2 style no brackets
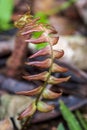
15,10,70,128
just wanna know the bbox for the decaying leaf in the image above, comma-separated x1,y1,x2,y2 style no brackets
23,71,49,81
25,35,47,44
16,86,43,96
29,45,51,58
18,101,36,120
26,58,51,68
29,45,64,59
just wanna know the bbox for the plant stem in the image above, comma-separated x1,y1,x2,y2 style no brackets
35,27,54,104
21,116,32,130
21,26,54,130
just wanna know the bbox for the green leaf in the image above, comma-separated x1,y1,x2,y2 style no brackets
59,100,82,130
34,12,49,24
0,0,14,30
57,123,65,130
76,110,87,130
35,42,48,50
33,12,49,50
33,31,43,38
18,101,36,120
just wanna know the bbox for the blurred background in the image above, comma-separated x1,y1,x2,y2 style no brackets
0,0,87,68
0,0,87,130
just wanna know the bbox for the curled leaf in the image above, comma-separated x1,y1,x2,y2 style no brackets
21,24,38,35
42,27,59,45
50,36,59,45
29,46,64,59
26,58,51,68
21,26,42,35
23,71,49,81
45,28,57,35
18,102,36,120
37,101,54,112
47,76,71,84
29,45,50,59
42,89,62,99
52,63,68,73
25,35,47,44
22,28,40,35
16,86,43,96
53,49,64,59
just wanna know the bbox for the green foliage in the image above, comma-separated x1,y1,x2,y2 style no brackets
57,101,87,130
34,12,49,24
57,123,65,130
59,100,82,130
76,110,87,130
0,0,14,31
32,31,48,50
33,12,49,50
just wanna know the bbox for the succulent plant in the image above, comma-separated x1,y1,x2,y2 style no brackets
15,9,70,130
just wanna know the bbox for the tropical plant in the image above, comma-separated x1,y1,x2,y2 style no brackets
15,9,70,130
